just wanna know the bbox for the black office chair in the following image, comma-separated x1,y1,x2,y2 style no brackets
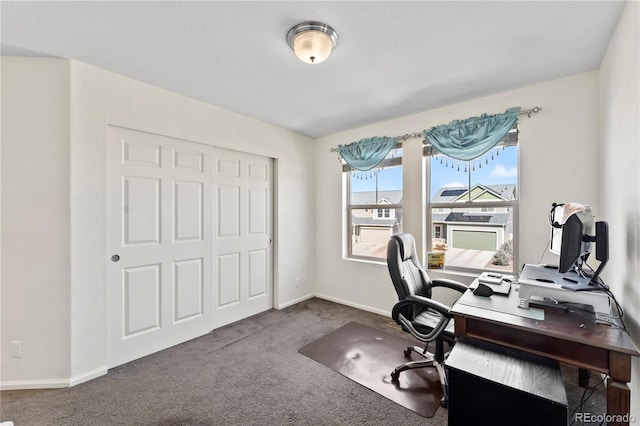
386,233,468,407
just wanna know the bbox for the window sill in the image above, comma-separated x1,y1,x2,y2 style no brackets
342,256,387,266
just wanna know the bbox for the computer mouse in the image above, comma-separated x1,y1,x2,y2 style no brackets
473,283,494,297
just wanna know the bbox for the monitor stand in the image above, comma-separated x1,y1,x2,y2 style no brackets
518,264,611,323
519,264,592,291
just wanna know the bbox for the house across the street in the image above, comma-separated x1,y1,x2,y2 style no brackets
349,184,514,267
351,191,403,253
431,184,515,252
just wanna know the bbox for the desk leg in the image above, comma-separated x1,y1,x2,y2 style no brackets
578,368,589,387
606,352,632,426
606,379,630,426
453,316,467,339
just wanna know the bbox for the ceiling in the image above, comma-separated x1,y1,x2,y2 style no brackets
1,1,625,138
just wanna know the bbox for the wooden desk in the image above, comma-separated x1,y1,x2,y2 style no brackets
450,284,639,425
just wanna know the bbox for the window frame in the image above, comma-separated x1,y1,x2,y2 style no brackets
424,136,519,274
345,147,403,262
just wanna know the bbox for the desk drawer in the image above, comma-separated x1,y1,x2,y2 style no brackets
465,320,609,373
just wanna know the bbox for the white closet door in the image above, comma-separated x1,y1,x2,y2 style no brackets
107,126,214,368
213,147,273,328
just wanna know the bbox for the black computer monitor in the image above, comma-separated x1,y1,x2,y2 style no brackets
550,203,608,287
549,203,594,273
558,213,589,273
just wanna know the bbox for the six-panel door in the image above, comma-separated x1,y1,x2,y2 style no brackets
107,127,272,368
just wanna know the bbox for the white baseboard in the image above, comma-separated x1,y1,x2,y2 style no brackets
277,293,391,317
313,293,391,317
1,378,69,391
276,293,315,309
69,366,108,387
1,366,107,390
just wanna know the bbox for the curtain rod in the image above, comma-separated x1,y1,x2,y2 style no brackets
329,106,541,152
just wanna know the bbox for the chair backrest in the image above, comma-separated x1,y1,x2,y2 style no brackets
387,233,433,302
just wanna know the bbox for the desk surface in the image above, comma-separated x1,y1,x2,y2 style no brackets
450,284,639,357
451,282,639,424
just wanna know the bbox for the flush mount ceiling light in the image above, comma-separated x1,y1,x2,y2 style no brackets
286,21,338,64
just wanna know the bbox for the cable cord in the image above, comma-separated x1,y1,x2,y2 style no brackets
536,239,551,264
581,263,627,331
567,372,608,426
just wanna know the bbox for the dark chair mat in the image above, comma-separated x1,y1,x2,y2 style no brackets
299,322,443,418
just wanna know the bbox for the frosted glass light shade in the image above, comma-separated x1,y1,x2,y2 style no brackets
293,30,333,64
287,22,338,65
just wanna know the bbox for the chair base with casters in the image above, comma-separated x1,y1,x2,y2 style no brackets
386,233,468,409
391,345,445,379
390,341,450,407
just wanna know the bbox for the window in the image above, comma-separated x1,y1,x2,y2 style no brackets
377,208,391,218
425,130,518,273
346,145,402,261
434,225,442,239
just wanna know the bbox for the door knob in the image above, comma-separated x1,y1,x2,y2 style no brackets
111,254,120,262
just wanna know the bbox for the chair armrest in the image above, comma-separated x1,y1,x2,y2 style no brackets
392,295,451,324
431,278,468,294
392,295,451,343
405,294,452,316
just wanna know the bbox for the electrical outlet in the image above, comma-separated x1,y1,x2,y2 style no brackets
10,341,22,358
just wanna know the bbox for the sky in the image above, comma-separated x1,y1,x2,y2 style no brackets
350,145,518,198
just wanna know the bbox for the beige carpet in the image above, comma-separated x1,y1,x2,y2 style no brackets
299,322,443,418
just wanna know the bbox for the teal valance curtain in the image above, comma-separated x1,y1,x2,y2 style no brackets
338,136,398,171
423,107,521,161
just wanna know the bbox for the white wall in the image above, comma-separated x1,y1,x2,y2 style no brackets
599,1,640,420
1,58,72,384
314,71,601,314
1,57,316,387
